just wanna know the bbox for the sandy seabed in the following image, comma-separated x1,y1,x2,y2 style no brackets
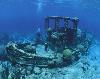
0,40,100,79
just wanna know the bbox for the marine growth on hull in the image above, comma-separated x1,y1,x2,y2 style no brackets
6,16,92,78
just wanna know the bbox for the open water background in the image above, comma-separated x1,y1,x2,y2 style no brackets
0,0,100,40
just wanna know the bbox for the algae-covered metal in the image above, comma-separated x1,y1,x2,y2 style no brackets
6,16,92,67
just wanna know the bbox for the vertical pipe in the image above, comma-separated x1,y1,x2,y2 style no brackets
55,18,60,31
64,17,70,29
72,17,79,32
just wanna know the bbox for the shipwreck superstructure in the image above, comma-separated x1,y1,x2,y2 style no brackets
45,16,79,48
6,16,92,68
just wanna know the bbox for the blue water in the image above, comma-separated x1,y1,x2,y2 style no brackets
0,0,100,40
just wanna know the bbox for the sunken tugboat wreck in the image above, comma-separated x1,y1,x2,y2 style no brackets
6,16,92,68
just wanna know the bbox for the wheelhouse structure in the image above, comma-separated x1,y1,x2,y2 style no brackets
45,16,79,47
